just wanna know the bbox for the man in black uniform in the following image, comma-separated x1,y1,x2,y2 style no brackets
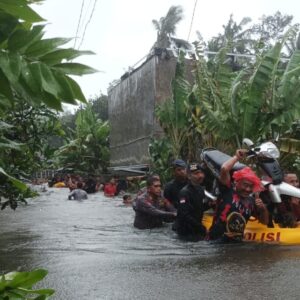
164,159,188,208
174,163,209,241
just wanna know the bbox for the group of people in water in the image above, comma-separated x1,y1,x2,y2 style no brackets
132,149,300,242
48,148,300,243
49,173,135,203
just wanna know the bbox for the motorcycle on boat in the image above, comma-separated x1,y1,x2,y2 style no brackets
200,138,300,245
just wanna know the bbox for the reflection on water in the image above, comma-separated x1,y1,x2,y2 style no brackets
1,187,300,299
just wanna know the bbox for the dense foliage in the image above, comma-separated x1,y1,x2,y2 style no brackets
151,12,300,174
0,0,96,208
3,100,64,175
155,52,193,159
148,137,173,184
55,104,110,174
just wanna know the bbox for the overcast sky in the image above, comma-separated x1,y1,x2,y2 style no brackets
33,0,300,100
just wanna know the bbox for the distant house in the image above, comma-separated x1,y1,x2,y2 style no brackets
108,43,195,170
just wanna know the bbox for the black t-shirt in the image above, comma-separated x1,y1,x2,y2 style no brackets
163,179,187,208
116,179,128,195
174,183,208,237
84,179,96,193
209,184,255,241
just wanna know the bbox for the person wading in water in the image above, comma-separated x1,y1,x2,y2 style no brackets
208,149,269,242
133,176,176,229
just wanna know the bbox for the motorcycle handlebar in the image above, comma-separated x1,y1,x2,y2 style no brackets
246,149,255,156
243,149,256,159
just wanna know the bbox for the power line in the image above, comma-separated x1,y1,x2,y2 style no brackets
187,0,198,41
80,0,94,34
74,0,85,48
77,0,98,50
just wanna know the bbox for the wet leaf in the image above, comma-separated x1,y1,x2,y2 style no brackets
26,38,71,58
65,76,87,103
8,25,45,52
0,1,44,23
40,48,94,66
53,63,98,76
8,269,48,288
40,63,60,98
0,167,27,191
0,69,14,102
41,92,63,111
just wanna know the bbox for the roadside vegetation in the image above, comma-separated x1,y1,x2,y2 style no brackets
0,0,110,211
1,2,300,297
150,6,300,182
0,0,106,297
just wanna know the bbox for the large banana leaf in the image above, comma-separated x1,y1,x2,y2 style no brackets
155,54,192,157
55,105,110,173
191,26,300,150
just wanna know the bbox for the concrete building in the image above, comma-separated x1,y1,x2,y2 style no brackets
108,48,195,171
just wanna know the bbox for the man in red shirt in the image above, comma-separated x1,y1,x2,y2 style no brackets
104,177,117,197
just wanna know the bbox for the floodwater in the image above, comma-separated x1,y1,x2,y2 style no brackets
1,187,300,300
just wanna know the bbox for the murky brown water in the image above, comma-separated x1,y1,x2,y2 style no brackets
1,187,300,299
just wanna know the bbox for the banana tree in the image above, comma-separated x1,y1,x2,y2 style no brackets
186,42,241,153
154,52,193,159
190,26,300,153
55,105,110,174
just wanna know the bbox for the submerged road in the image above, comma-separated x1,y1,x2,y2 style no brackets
0,187,300,299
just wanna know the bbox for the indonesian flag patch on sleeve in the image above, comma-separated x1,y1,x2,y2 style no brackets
180,198,186,204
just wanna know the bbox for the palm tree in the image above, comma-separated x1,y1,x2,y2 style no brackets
152,5,183,48
207,15,254,71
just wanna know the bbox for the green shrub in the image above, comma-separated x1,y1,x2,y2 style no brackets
0,269,54,300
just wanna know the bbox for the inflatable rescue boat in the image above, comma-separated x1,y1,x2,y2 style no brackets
202,213,300,245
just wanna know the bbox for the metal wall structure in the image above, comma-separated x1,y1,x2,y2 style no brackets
108,51,194,167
